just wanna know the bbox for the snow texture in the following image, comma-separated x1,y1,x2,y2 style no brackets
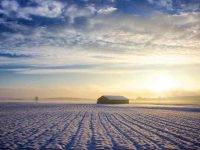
0,103,199,150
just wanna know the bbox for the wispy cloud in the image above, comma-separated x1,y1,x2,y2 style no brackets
97,7,117,15
0,51,30,58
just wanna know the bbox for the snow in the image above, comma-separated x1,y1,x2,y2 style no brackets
0,103,199,149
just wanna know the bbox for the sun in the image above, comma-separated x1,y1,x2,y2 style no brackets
149,75,178,93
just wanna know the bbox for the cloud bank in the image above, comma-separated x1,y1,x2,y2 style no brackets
0,0,199,74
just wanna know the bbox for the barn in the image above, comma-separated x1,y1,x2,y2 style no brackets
97,95,129,104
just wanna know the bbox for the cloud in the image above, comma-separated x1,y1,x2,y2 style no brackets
147,0,200,12
1,0,19,13
1,11,200,50
92,55,115,60
0,0,117,24
0,1,199,74
0,0,66,19
180,3,200,12
0,11,199,74
97,7,117,15
64,4,96,23
21,1,65,19
0,52,30,58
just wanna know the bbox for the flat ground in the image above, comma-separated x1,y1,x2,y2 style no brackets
0,103,199,149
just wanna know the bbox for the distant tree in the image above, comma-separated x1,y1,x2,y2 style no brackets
35,96,39,103
136,97,143,100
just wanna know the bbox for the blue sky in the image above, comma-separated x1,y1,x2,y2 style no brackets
0,0,200,99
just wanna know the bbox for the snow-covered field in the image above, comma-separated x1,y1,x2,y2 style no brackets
0,103,199,150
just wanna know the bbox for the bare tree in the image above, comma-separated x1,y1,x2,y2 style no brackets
35,96,39,103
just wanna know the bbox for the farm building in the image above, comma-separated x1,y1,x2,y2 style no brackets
97,95,129,104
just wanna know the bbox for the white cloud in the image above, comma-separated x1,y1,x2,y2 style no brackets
1,0,18,11
0,0,19,16
64,4,96,23
89,11,200,48
97,7,117,15
24,1,65,18
0,0,65,19
64,5,117,23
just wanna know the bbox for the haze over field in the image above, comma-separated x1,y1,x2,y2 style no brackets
0,0,200,104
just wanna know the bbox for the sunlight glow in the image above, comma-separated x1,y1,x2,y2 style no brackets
149,75,179,93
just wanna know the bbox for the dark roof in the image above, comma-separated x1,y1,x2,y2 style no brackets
101,95,128,100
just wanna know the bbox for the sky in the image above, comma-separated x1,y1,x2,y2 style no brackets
0,0,200,100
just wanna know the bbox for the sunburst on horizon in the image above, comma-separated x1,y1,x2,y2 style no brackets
148,74,180,94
